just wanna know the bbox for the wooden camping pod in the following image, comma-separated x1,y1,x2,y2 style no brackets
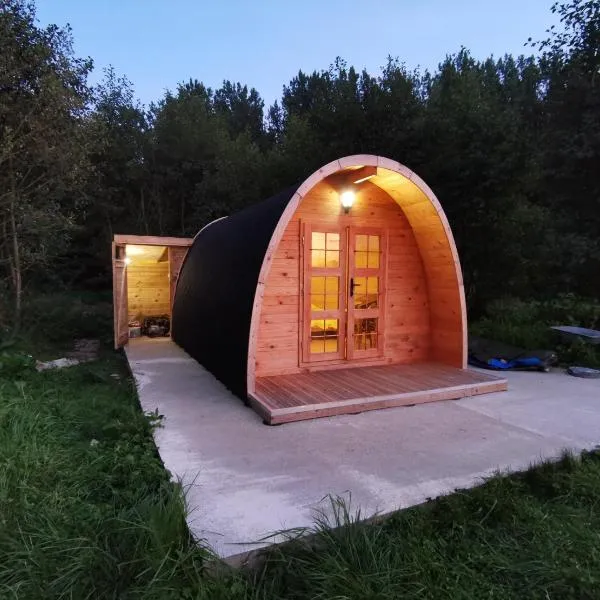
171,155,476,418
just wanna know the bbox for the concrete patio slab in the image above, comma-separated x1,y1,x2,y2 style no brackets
124,338,600,559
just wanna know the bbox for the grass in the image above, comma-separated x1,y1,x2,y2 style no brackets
2,349,600,599
1,291,600,598
258,454,600,599
0,347,242,599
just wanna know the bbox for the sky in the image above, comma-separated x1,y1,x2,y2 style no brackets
35,0,556,109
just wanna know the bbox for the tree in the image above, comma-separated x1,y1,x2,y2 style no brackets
0,0,92,329
62,67,150,289
214,80,266,145
533,0,600,297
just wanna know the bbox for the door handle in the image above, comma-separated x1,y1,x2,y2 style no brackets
350,278,360,297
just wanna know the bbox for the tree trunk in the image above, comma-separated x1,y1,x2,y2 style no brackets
8,155,22,333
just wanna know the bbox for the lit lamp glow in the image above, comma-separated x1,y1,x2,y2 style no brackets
340,190,356,213
125,246,144,256
124,256,132,265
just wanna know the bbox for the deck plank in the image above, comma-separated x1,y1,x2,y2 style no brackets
252,363,507,424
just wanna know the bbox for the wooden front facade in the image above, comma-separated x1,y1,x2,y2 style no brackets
254,180,430,378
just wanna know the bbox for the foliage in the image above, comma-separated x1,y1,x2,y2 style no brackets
0,0,599,325
471,294,600,367
0,0,93,327
19,291,114,346
0,350,34,375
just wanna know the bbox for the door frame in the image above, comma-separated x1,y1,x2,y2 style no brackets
112,235,193,349
299,221,388,367
112,241,129,349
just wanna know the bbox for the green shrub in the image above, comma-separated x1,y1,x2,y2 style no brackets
20,291,113,346
0,351,36,377
471,294,600,368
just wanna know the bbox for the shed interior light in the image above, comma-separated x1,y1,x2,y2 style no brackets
125,245,144,256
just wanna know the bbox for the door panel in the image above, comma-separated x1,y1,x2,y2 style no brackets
302,224,347,362
301,225,386,364
112,242,129,349
347,229,386,360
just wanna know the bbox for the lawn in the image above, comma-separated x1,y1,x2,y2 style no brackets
1,342,600,599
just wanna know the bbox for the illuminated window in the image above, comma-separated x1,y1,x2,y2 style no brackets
354,234,380,269
354,318,378,350
312,232,340,268
310,319,339,353
353,276,379,309
311,276,339,310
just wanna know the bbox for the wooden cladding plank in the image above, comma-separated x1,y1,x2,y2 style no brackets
127,261,170,318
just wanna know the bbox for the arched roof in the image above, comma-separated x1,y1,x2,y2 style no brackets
172,155,466,400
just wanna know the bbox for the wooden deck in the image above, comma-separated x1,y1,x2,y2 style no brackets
250,363,507,424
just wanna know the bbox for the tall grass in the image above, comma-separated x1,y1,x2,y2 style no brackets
0,350,249,599
257,452,600,599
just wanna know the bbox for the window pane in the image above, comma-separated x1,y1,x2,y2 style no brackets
311,339,325,353
311,250,325,267
326,232,340,250
311,276,325,294
368,235,380,251
367,250,380,268
324,319,339,335
311,295,325,310
311,320,325,337
324,338,338,352
325,250,339,267
367,277,378,294
355,251,368,268
353,277,366,308
354,318,378,350
354,318,378,334
325,277,338,294
356,234,368,251
312,232,325,250
354,333,377,350
367,277,379,306
325,295,338,310
310,319,339,354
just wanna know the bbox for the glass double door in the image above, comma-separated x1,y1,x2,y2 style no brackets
302,224,386,363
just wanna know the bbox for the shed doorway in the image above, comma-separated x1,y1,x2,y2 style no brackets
302,224,387,364
112,235,192,348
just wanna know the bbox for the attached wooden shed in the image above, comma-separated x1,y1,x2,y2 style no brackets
172,155,507,424
113,235,192,348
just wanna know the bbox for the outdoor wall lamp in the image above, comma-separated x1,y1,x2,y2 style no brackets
340,189,356,213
